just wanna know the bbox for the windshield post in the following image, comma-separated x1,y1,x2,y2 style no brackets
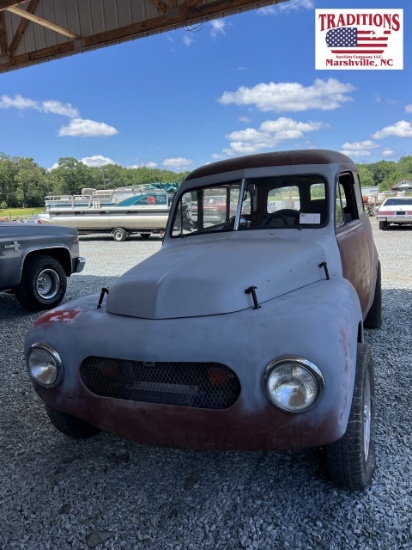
233,178,246,231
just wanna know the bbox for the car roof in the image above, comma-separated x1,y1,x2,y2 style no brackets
185,149,358,181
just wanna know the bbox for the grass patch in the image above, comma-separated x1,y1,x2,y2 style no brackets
0,207,45,221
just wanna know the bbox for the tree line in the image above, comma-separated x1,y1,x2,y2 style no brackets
0,153,190,208
1,152,411,208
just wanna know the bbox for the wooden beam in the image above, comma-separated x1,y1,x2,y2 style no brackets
0,11,8,56
6,5,80,38
7,0,40,57
0,1,24,11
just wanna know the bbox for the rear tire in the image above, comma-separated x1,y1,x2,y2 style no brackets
325,343,376,490
15,255,67,311
379,221,387,230
364,261,382,329
45,404,100,439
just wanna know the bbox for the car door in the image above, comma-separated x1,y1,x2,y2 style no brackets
335,172,373,317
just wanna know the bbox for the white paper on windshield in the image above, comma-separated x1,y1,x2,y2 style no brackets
300,213,321,224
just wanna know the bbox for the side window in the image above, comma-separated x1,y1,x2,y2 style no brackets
353,173,365,214
336,184,345,228
335,173,359,229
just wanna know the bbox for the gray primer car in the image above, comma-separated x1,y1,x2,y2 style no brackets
1,223,85,310
25,150,381,489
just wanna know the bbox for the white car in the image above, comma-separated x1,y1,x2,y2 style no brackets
377,197,412,229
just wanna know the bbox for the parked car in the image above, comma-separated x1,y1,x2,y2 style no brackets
1,223,85,310
21,215,43,224
376,197,412,229
25,150,381,489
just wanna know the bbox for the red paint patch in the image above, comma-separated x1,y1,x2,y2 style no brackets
33,308,81,327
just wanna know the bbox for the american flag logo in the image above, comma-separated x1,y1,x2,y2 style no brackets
326,27,391,54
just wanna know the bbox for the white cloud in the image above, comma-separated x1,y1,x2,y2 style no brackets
183,35,193,47
58,118,119,137
0,93,117,138
239,116,251,124
0,94,40,110
162,157,194,171
0,94,79,117
340,140,379,157
258,0,314,15
405,104,412,113
218,79,355,113
222,117,327,156
210,19,226,38
372,120,412,139
382,148,395,157
42,100,78,117
80,155,115,167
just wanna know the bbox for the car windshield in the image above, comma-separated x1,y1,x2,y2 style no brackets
171,175,327,237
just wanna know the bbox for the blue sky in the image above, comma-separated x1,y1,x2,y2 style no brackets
0,0,410,173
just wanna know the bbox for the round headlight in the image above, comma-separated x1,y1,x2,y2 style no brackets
27,343,63,387
264,357,324,413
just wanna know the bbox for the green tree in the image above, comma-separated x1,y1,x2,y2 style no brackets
367,160,396,187
14,158,47,207
0,153,20,207
47,157,92,195
357,164,375,188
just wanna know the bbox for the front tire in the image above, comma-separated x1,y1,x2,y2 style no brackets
15,255,67,311
325,343,376,490
45,404,100,439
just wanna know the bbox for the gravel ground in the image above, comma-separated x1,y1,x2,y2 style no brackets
1,223,412,550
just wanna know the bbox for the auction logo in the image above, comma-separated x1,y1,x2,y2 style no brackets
315,9,403,70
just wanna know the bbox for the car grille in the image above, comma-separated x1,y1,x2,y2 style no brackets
79,357,241,409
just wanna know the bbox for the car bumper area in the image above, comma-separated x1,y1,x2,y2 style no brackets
73,256,86,273
377,215,412,224
35,383,344,451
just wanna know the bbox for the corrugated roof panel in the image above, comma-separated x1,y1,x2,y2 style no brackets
0,0,289,73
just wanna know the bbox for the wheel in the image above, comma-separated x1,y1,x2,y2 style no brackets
112,228,127,242
364,262,382,329
15,255,67,311
45,404,100,439
140,233,151,239
325,343,376,489
379,221,387,230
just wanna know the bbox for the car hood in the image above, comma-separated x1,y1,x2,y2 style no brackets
106,237,327,320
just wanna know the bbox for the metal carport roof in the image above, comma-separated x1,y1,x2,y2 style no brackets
0,0,289,73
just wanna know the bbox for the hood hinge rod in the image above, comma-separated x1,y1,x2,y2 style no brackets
97,287,109,308
319,262,330,280
245,286,261,309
